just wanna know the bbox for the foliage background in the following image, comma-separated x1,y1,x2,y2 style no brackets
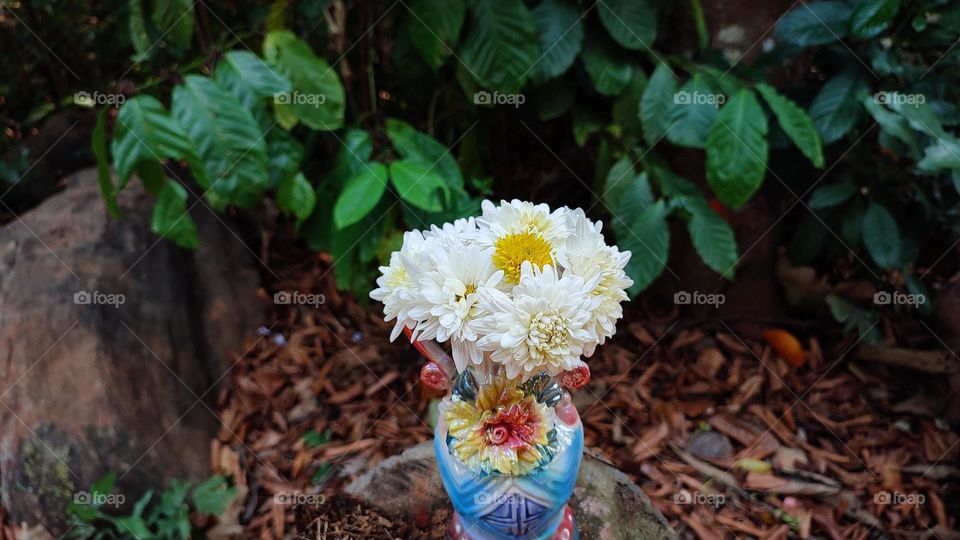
2,0,959,347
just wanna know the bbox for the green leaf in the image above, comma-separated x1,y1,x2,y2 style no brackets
155,478,190,517
862,201,901,268
918,137,960,172
138,160,167,196
277,172,316,220
303,429,333,448
706,89,768,208
91,473,118,502
385,119,463,189
131,491,152,518
267,129,305,188
572,107,605,146
809,69,866,144
614,200,670,294
688,203,738,278
888,98,945,138
128,0,152,61
151,180,198,249
862,95,921,156
581,35,633,96
171,75,269,207
328,129,374,187
597,0,657,50
612,72,647,141
111,516,152,539
667,74,720,149
263,30,346,130
826,294,881,343
774,1,852,46
841,198,865,245
530,0,584,81
390,159,449,212
850,0,900,39
460,0,537,92
408,0,466,71
92,110,119,218
192,476,237,516
151,0,194,50
604,158,655,217
111,95,200,186
214,50,292,110
536,76,576,120
334,163,388,228
639,63,678,146
756,83,825,168
808,180,856,209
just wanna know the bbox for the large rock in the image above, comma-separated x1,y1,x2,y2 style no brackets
0,169,263,532
338,442,675,539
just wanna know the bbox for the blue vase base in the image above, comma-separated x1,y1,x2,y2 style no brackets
447,504,578,540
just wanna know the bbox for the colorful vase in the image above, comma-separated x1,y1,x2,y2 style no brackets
410,333,586,540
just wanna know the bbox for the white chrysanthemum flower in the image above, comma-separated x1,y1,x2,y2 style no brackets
370,230,438,341
408,246,504,371
476,199,572,285
558,210,633,355
424,217,479,249
476,262,601,379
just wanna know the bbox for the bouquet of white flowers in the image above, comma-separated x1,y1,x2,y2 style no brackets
371,199,633,381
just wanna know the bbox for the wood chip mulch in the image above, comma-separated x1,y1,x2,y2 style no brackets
208,244,960,540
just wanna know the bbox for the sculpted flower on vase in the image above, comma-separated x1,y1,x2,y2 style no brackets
442,376,556,476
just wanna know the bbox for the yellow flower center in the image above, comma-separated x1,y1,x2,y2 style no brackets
493,232,553,283
456,283,477,302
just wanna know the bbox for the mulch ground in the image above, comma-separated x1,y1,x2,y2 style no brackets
207,239,959,540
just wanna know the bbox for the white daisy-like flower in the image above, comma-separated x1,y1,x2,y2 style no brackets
558,210,633,355
476,199,572,285
476,262,601,379
424,217,479,250
408,246,504,371
370,230,438,341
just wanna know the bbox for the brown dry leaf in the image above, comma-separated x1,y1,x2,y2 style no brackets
772,447,809,473
682,513,723,540
670,329,706,351
695,347,726,379
628,322,656,346
732,373,765,409
633,422,669,461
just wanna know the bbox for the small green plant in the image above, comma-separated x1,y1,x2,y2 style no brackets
65,473,237,540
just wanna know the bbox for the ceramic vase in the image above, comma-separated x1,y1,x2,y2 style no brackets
412,335,585,540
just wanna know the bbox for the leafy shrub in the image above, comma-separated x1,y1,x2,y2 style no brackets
90,0,958,310
771,0,960,338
